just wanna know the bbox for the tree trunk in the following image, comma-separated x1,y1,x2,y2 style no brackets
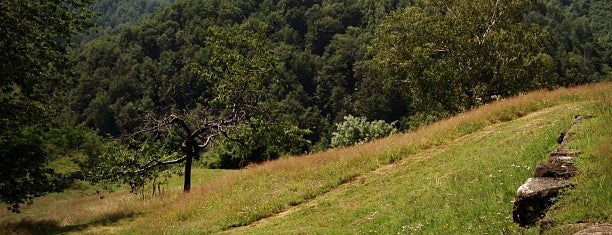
183,154,193,192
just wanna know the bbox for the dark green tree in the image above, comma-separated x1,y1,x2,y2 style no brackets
0,0,95,212
204,119,312,169
365,0,557,126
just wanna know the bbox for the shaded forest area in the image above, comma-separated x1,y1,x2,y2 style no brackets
1,0,609,211
74,0,176,45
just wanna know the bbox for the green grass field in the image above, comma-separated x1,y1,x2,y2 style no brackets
1,82,610,234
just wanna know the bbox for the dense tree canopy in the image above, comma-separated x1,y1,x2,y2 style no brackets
526,0,611,84
0,0,96,212
69,0,411,142
1,0,94,99
362,0,557,125
68,0,609,166
75,0,176,45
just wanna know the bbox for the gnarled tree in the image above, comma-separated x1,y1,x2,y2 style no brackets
131,110,245,192
113,24,280,193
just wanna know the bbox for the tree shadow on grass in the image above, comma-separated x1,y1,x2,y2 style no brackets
0,210,141,235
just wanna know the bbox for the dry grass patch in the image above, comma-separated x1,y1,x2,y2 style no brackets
0,169,228,234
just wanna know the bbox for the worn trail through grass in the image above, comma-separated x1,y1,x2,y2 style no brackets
69,83,612,234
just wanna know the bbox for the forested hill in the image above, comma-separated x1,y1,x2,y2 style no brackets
75,0,176,45
526,0,611,84
69,0,610,167
70,0,414,152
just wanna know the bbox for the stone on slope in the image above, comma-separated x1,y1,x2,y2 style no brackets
534,161,577,179
512,177,572,227
573,224,612,235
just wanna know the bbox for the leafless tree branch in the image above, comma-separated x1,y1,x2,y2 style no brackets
129,108,247,180
135,155,188,173
197,133,218,149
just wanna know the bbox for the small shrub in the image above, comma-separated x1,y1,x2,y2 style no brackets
331,115,397,147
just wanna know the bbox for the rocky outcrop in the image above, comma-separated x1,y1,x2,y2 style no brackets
533,160,577,179
573,224,612,235
512,178,572,226
512,115,593,227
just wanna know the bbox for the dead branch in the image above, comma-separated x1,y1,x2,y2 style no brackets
478,0,502,45
129,108,247,173
135,155,188,173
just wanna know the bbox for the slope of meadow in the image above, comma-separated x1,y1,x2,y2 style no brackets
229,91,611,234
1,82,610,234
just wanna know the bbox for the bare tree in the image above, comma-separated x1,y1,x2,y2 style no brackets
130,109,245,192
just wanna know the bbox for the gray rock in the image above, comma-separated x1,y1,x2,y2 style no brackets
534,161,577,179
512,178,572,227
574,224,612,235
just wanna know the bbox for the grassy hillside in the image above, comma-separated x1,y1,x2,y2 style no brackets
229,96,610,234
1,82,610,234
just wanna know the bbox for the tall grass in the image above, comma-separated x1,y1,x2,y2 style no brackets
233,102,595,234
0,169,228,235
1,82,610,234
124,83,612,234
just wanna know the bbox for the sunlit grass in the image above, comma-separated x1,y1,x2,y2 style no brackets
126,83,612,234
0,168,229,234
0,82,610,234
232,102,587,234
